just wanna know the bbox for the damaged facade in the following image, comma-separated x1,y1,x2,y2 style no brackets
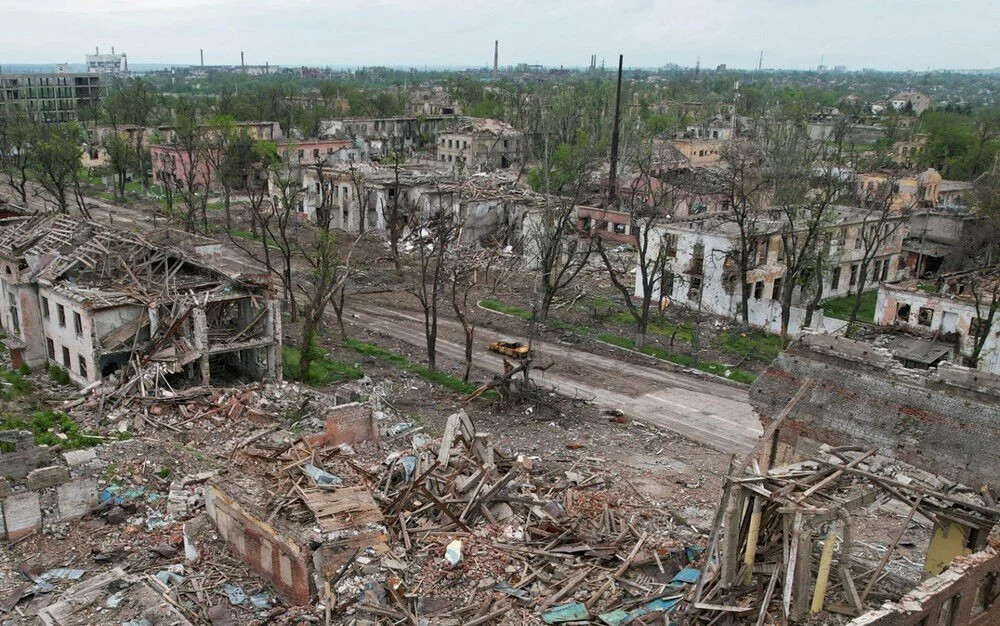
679,334,1000,624
0,213,281,386
635,206,906,336
296,163,539,246
435,117,524,171
874,267,1000,374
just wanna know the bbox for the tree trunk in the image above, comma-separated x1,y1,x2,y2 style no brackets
424,307,437,371
846,266,870,337
739,278,751,331
331,288,348,342
285,265,298,323
224,189,232,230
463,325,474,382
297,312,318,381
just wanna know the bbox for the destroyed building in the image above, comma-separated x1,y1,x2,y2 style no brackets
634,206,907,336
436,117,524,171
874,267,1000,374
0,213,281,386
297,163,541,246
678,334,1000,625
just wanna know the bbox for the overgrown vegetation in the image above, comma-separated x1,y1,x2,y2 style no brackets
48,365,71,386
282,346,363,386
822,291,878,323
0,410,104,450
480,298,760,383
0,369,32,397
346,339,483,395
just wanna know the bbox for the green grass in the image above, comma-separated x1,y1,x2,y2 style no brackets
346,339,484,395
719,330,783,362
822,291,878,323
480,298,768,376
48,365,71,386
0,410,105,450
916,281,938,294
595,332,756,383
282,346,363,386
0,369,32,397
480,299,533,321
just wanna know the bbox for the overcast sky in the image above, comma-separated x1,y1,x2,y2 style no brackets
1,0,997,71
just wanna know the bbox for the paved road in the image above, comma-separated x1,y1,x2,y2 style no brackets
350,305,762,454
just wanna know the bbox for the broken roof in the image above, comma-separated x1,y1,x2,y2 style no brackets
0,213,269,309
442,117,520,137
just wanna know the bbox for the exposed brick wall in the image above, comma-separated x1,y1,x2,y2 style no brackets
0,430,49,481
750,335,1000,492
849,548,1000,626
205,484,311,605
306,403,377,449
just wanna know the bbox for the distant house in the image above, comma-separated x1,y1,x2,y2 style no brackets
890,92,930,117
436,118,523,171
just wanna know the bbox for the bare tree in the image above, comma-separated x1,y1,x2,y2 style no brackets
201,115,238,230
409,194,461,371
766,122,851,344
845,176,911,335
346,161,373,235
382,151,407,275
968,269,1000,369
594,143,677,348
296,229,365,378
448,246,517,381
524,133,602,323
711,141,770,330
171,103,210,232
264,161,303,322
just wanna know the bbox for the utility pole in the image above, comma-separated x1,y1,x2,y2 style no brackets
607,54,624,208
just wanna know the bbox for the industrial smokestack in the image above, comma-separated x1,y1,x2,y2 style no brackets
494,40,498,71
111,46,115,54
200,49,204,66
241,51,245,71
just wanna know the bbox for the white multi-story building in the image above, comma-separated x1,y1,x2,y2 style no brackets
635,206,907,336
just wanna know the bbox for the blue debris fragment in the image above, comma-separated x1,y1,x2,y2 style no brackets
671,567,700,584
541,601,589,623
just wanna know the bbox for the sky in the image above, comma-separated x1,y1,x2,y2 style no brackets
1,0,998,72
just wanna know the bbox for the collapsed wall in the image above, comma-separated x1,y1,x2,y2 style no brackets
750,334,1000,493
849,548,1000,626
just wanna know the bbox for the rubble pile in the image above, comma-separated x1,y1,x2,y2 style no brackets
677,445,1000,625
287,409,706,625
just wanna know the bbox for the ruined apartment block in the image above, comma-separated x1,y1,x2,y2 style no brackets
636,206,907,336
875,267,1000,375
0,213,281,386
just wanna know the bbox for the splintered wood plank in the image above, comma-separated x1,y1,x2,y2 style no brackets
301,486,383,532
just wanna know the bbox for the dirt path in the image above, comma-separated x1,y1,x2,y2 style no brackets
348,304,762,454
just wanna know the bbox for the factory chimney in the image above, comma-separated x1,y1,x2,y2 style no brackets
494,40,498,71
200,49,204,66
